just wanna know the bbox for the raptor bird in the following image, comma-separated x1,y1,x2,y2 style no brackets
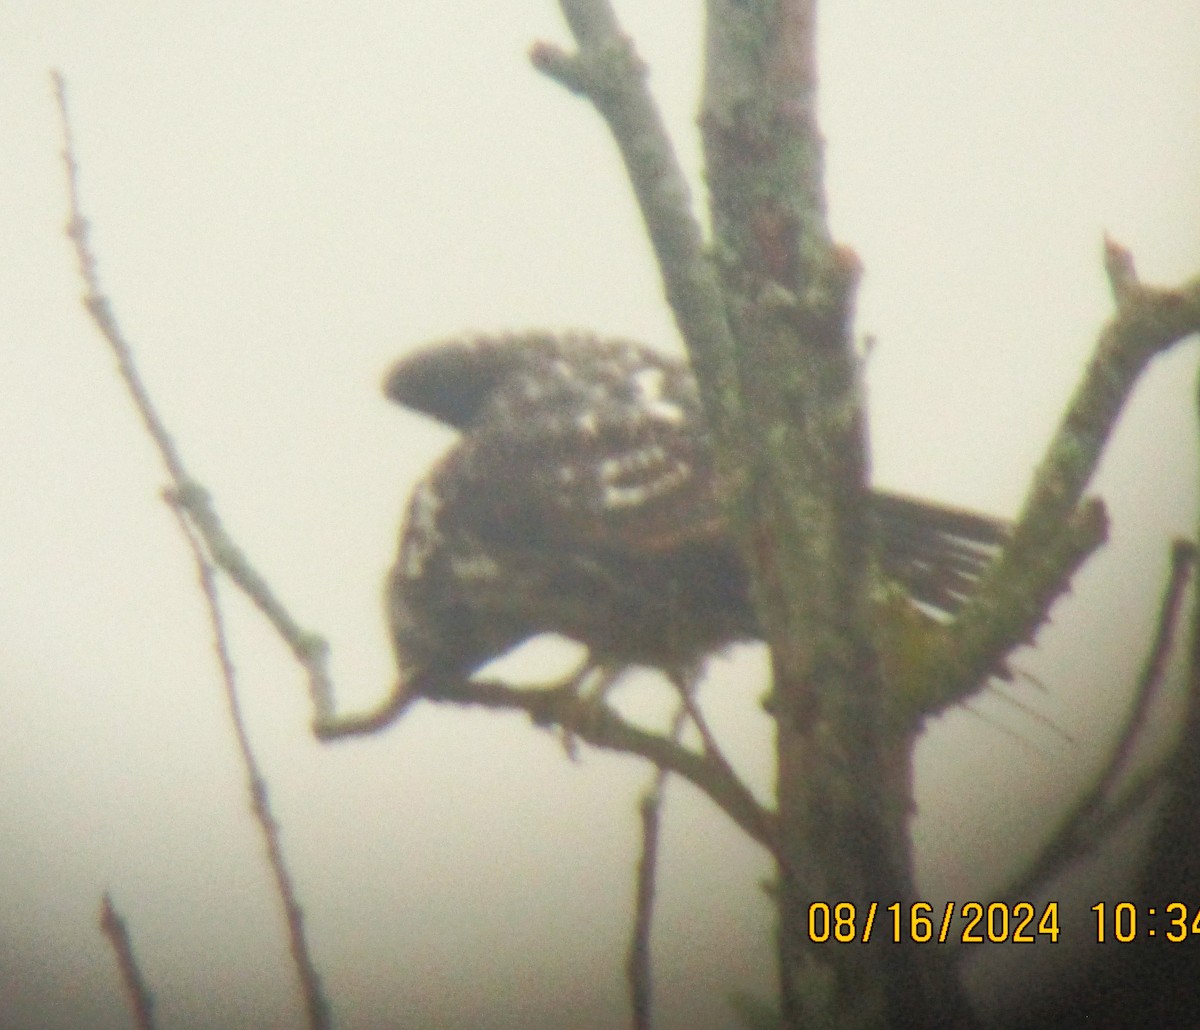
383,331,1009,697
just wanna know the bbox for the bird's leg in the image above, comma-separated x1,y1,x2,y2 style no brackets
544,657,624,760
666,666,721,762
665,665,750,796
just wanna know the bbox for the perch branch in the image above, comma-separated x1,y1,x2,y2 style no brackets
459,682,776,853
330,674,778,855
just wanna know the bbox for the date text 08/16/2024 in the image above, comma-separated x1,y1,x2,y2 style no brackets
805,901,1200,944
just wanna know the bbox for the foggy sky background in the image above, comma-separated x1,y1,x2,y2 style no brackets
1,3,1198,1028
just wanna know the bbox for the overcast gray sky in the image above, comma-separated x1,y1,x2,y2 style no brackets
2,4,1198,1028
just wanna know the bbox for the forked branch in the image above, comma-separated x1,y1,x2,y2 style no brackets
916,242,1200,717
52,73,338,730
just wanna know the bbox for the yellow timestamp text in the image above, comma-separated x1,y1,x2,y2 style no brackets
1092,902,1200,942
806,901,1061,944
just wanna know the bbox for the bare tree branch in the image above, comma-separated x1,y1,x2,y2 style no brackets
99,893,156,1030
52,71,338,732
997,539,1195,907
917,243,1200,715
700,4,980,1025
530,2,749,487
56,72,334,1028
167,499,333,1030
628,784,661,1030
1081,539,1195,807
626,707,688,1030
325,672,778,856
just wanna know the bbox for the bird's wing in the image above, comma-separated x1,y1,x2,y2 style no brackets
479,399,727,553
409,333,730,555
384,331,675,431
383,333,551,429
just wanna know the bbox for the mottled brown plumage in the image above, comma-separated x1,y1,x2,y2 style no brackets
384,332,1008,691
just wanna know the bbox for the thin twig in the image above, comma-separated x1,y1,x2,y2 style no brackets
167,499,333,1029
56,71,327,1029
1085,539,1196,804
99,893,156,1030
627,706,688,1030
998,539,1196,907
1134,376,1200,909
668,671,727,766
51,71,337,730
628,789,660,1030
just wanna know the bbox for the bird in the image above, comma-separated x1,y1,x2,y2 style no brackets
382,330,1010,700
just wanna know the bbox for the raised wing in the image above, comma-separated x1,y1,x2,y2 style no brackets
388,332,730,556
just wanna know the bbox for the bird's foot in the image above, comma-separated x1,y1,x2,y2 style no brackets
541,660,621,760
